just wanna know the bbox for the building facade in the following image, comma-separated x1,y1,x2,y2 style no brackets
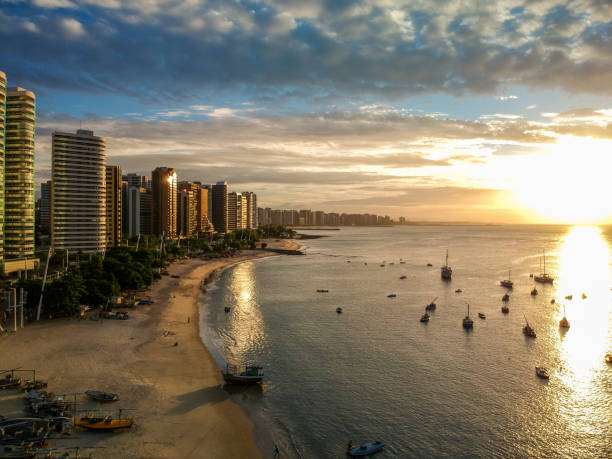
243,192,257,229
51,130,106,252
211,181,228,233
105,165,122,247
195,186,211,232
152,167,177,239
0,71,5,265
5,87,36,260
127,186,151,237
178,181,200,237
123,173,150,189
39,180,51,234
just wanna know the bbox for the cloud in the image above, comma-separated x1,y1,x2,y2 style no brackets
58,17,85,38
496,95,518,101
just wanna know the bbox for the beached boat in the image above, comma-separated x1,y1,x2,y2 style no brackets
221,365,264,384
336,307,343,314
535,367,549,379
462,304,473,329
502,293,510,302
74,414,133,431
534,250,554,284
478,313,486,319
0,450,36,458
500,270,513,288
441,250,452,280
523,315,536,337
85,390,119,402
387,294,397,298
0,375,21,391
347,441,385,457
420,312,430,323
559,305,570,329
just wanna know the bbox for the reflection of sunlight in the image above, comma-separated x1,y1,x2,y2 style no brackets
556,226,612,375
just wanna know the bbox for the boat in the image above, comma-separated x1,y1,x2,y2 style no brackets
84,390,119,402
534,250,554,283
347,441,385,457
441,249,452,280
565,295,573,300
500,270,513,288
224,306,231,313
550,299,555,304
462,304,473,329
425,297,437,311
221,365,264,384
399,275,407,280
502,293,510,302
523,315,536,337
535,367,549,379
581,293,587,299
478,313,486,319
501,304,509,314
531,287,538,296
316,289,329,293
387,294,397,298
400,261,406,264
427,263,433,267
74,413,133,431
336,307,343,314
379,264,385,267
455,289,462,293
0,374,22,391
606,353,612,364
559,305,570,329
420,312,430,323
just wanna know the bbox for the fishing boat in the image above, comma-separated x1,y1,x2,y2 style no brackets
425,297,437,311
455,289,462,293
500,270,513,288
0,374,21,391
399,275,407,280
387,294,397,298
523,315,536,337
224,306,231,313
502,293,510,302
0,449,37,458
336,307,343,314
534,250,554,284
441,250,452,280
462,304,473,329
427,263,433,267
221,365,264,384
74,413,133,431
316,289,329,293
535,367,549,379
531,287,538,296
347,441,385,457
501,304,509,314
478,313,486,319
85,390,119,402
420,312,430,323
559,305,570,329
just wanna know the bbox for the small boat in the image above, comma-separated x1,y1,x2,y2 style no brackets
74,414,133,431
581,293,587,299
531,287,538,296
336,307,343,314
462,304,473,329
399,275,407,280
500,270,513,288
400,261,406,264
427,263,433,267
455,289,462,293
606,353,612,364
380,264,385,267
85,390,119,402
535,367,549,379
565,295,573,300
534,250,554,283
0,374,22,390
523,315,536,337
347,260,351,263
420,312,430,323
441,249,452,280
501,304,509,314
224,306,231,313
478,313,486,319
221,365,264,384
387,294,397,298
550,299,555,304
316,289,329,293
559,305,570,329
502,293,510,302
529,273,534,278
347,441,385,457
425,297,437,311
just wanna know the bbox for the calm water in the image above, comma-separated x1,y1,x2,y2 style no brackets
199,226,612,458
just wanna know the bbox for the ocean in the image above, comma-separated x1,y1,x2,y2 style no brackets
198,225,612,458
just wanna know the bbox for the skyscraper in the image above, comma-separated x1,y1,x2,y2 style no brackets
152,167,177,238
127,186,151,237
243,192,257,229
123,173,150,189
0,71,5,266
51,130,106,253
178,181,199,237
227,192,238,232
39,180,51,234
195,186,211,232
105,165,122,247
5,87,36,260
212,181,228,233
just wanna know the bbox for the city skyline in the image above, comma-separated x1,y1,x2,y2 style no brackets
2,1,612,223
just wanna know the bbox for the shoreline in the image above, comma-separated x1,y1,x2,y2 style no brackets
0,238,300,458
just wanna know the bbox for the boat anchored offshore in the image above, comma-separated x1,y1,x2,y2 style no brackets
478,313,486,319
420,312,430,323
426,297,437,311
221,364,264,384
559,305,570,329
387,294,397,298
501,303,509,314
523,315,536,337
534,250,554,284
535,367,549,379
502,293,510,302
441,250,452,280
500,270,513,288
531,287,538,296
463,304,473,329
347,441,385,457
336,307,343,314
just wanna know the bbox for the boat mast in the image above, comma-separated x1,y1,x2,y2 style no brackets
445,249,449,267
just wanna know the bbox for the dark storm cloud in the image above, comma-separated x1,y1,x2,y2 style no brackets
2,0,612,105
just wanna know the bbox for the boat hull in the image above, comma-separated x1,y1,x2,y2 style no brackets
74,418,132,431
221,373,263,384
348,442,385,456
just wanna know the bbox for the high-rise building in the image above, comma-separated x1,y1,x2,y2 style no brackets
105,165,122,247
152,167,177,238
51,130,106,252
5,87,36,260
0,71,5,266
39,180,51,234
243,192,257,229
212,181,228,233
227,192,238,232
178,181,199,237
195,186,211,232
123,173,150,189
127,186,152,237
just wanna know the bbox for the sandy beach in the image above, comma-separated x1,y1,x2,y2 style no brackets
0,239,300,458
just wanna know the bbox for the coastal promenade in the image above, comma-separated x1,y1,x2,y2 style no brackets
0,239,299,458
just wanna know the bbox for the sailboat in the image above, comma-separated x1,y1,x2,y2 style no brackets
500,269,513,288
462,303,473,329
441,249,452,280
559,305,570,329
534,250,554,284
523,314,536,337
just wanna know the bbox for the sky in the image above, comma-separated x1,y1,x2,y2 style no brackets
1,0,612,223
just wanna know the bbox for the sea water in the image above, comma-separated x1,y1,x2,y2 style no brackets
199,225,612,458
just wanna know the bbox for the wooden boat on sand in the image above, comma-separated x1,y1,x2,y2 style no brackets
85,390,119,402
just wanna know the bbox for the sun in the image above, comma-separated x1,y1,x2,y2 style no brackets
512,136,612,223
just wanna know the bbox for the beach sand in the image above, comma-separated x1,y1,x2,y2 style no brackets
0,239,299,458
